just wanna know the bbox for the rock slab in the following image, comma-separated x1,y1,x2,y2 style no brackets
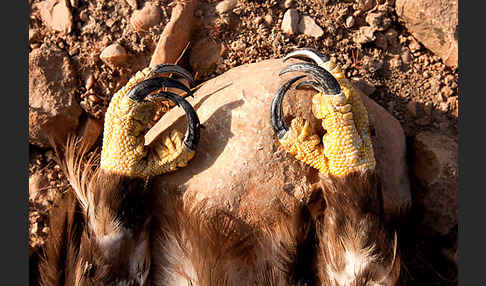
395,0,458,68
29,46,82,148
412,131,458,236
151,59,411,224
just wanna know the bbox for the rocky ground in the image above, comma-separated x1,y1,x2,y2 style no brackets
29,0,458,285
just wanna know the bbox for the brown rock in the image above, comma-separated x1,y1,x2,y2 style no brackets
298,15,324,38
264,14,274,26
412,132,458,235
215,0,237,15
150,0,197,66
375,32,388,50
150,59,411,224
281,9,300,35
365,11,391,31
29,46,82,148
130,2,162,32
38,0,73,34
189,38,222,78
358,0,376,11
99,43,129,66
345,16,355,28
385,28,400,50
396,0,458,68
355,26,376,44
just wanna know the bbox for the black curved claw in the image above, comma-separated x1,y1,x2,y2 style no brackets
271,75,306,139
295,80,326,93
127,77,193,102
279,63,341,95
151,91,200,151
149,64,195,87
283,48,330,67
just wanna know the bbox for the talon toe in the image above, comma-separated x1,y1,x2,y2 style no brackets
283,48,330,66
127,77,192,102
279,63,341,96
149,64,195,87
271,75,306,139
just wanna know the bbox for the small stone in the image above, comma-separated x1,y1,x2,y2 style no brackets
195,9,203,17
100,43,129,66
254,16,263,25
442,85,454,98
445,74,455,86
79,10,88,22
358,0,375,11
298,15,324,38
130,2,162,32
284,0,294,8
69,0,78,8
39,0,73,34
408,37,421,52
355,26,376,44
375,32,388,50
345,16,355,28
264,14,274,26
215,0,237,15
401,49,413,65
388,56,401,69
85,74,95,90
365,11,391,31
281,9,300,35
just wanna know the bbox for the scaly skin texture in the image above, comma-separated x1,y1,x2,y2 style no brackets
279,64,375,177
100,67,195,177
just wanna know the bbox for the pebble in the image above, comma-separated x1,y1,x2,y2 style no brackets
215,0,237,15
355,26,376,44
375,32,388,50
441,85,454,98
358,0,375,11
264,14,273,26
345,16,355,28
99,43,129,66
85,74,95,90
281,9,300,35
401,49,413,65
39,0,73,34
284,0,294,8
388,55,401,69
298,15,324,38
408,38,421,52
254,16,263,25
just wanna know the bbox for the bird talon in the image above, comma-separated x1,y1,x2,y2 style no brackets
100,64,200,177
272,48,375,177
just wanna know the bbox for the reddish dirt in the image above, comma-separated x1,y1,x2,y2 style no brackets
29,0,458,285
